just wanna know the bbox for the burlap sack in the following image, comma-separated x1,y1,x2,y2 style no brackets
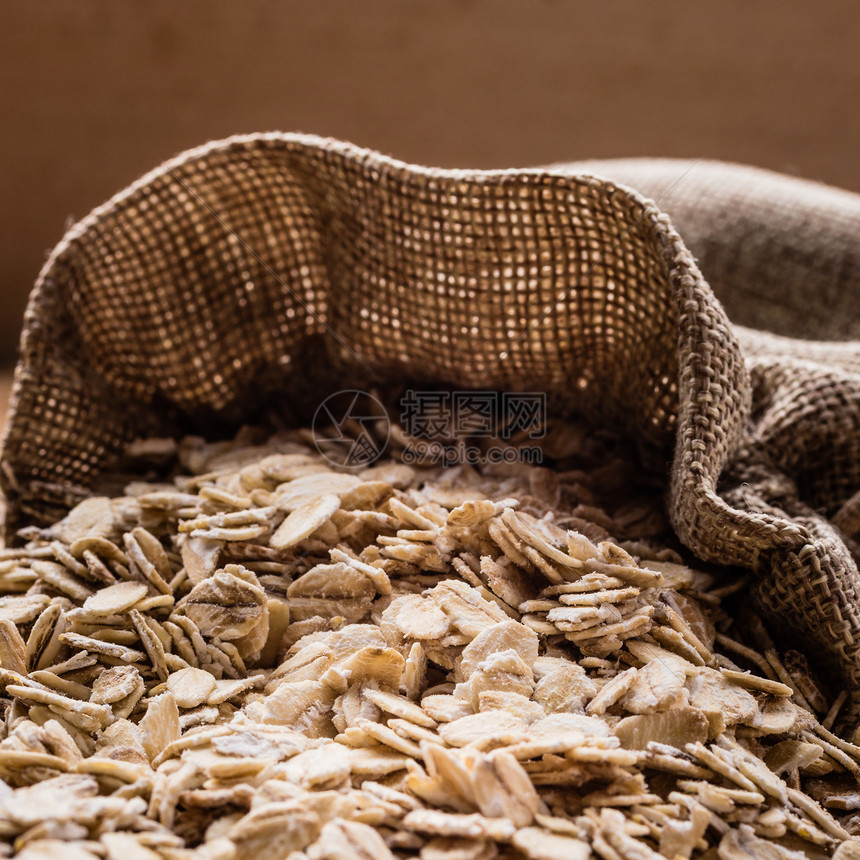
3,135,860,719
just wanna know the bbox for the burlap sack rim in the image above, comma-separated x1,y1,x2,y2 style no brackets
2,134,726,502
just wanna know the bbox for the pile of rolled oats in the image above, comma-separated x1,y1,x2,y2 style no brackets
0,422,858,860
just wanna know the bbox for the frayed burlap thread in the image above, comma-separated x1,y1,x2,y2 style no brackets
2,136,860,721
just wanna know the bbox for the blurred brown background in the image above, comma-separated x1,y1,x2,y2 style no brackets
2,0,859,412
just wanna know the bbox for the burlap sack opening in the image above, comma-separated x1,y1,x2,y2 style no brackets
3,135,860,722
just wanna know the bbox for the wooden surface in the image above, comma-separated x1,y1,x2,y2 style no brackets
0,374,12,430
1,0,859,365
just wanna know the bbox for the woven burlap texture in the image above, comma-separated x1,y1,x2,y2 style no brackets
3,135,860,719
